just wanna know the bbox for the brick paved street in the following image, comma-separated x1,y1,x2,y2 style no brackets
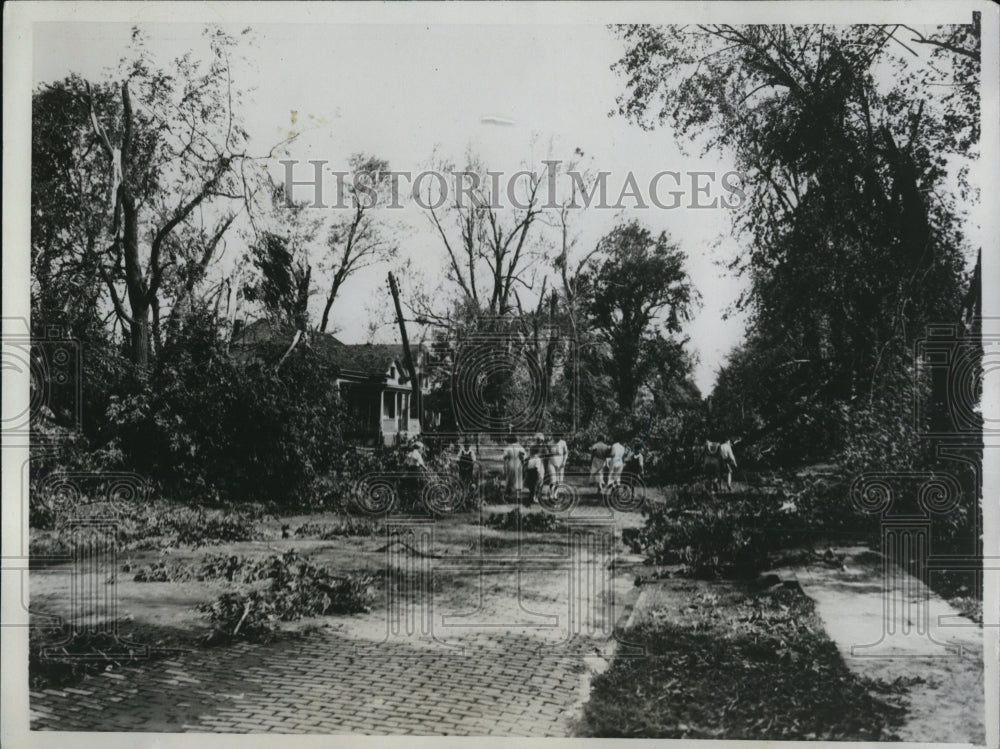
30,508,642,735
30,629,608,735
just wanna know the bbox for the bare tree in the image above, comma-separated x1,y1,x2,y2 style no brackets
318,154,399,332
420,152,550,322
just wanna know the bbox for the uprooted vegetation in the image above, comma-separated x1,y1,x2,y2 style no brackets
483,508,562,534
293,517,386,539
29,499,267,564
628,485,811,579
130,549,378,643
29,624,172,691
196,550,376,644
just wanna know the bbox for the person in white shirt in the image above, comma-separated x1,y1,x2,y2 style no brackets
401,441,427,509
607,440,628,488
548,437,568,485
405,442,427,471
702,436,739,492
718,438,738,491
502,434,527,504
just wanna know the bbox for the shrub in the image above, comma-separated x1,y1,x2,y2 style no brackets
28,530,72,568
106,311,349,506
29,489,59,531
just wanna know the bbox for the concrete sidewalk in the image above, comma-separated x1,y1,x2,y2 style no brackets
786,548,985,744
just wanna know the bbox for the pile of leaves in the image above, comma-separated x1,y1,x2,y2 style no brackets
29,504,262,561
581,584,909,739
197,550,375,643
174,509,265,547
294,517,385,539
631,486,811,578
484,508,562,533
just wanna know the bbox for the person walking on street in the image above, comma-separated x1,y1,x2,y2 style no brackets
589,439,612,494
525,446,545,506
548,436,568,485
718,436,739,492
503,434,527,504
608,439,628,489
402,441,427,508
457,436,477,490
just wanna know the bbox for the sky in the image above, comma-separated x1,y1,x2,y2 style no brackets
32,22,751,395
30,20,983,396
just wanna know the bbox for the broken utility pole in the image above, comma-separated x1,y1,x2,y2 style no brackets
387,272,423,433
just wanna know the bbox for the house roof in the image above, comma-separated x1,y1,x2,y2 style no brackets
329,343,408,377
232,319,421,382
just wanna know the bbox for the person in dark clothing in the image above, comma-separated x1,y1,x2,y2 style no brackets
457,436,477,488
524,446,545,506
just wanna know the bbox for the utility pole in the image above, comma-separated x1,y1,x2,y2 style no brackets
387,272,422,432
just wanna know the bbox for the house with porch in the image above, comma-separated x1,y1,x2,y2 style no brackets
232,320,434,446
331,341,433,446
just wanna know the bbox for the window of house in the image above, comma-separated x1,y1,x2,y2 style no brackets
383,391,395,419
409,392,418,418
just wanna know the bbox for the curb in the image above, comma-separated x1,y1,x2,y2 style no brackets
569,581,649,736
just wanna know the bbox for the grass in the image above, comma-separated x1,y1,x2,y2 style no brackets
580,582,910,740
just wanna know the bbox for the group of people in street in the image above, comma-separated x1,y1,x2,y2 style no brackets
402,430,739,512
588,438,645,496
457,432,653,506
500,433,569,506
701,436,739,492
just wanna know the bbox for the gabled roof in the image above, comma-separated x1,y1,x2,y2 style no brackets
329,343,408,378
232,319,421,382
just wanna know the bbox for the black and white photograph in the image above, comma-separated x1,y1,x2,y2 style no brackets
2,1,998,745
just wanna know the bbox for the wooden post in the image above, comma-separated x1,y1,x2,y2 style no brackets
388,272,422,434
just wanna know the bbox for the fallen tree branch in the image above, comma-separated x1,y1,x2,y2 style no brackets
231,600,252,636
